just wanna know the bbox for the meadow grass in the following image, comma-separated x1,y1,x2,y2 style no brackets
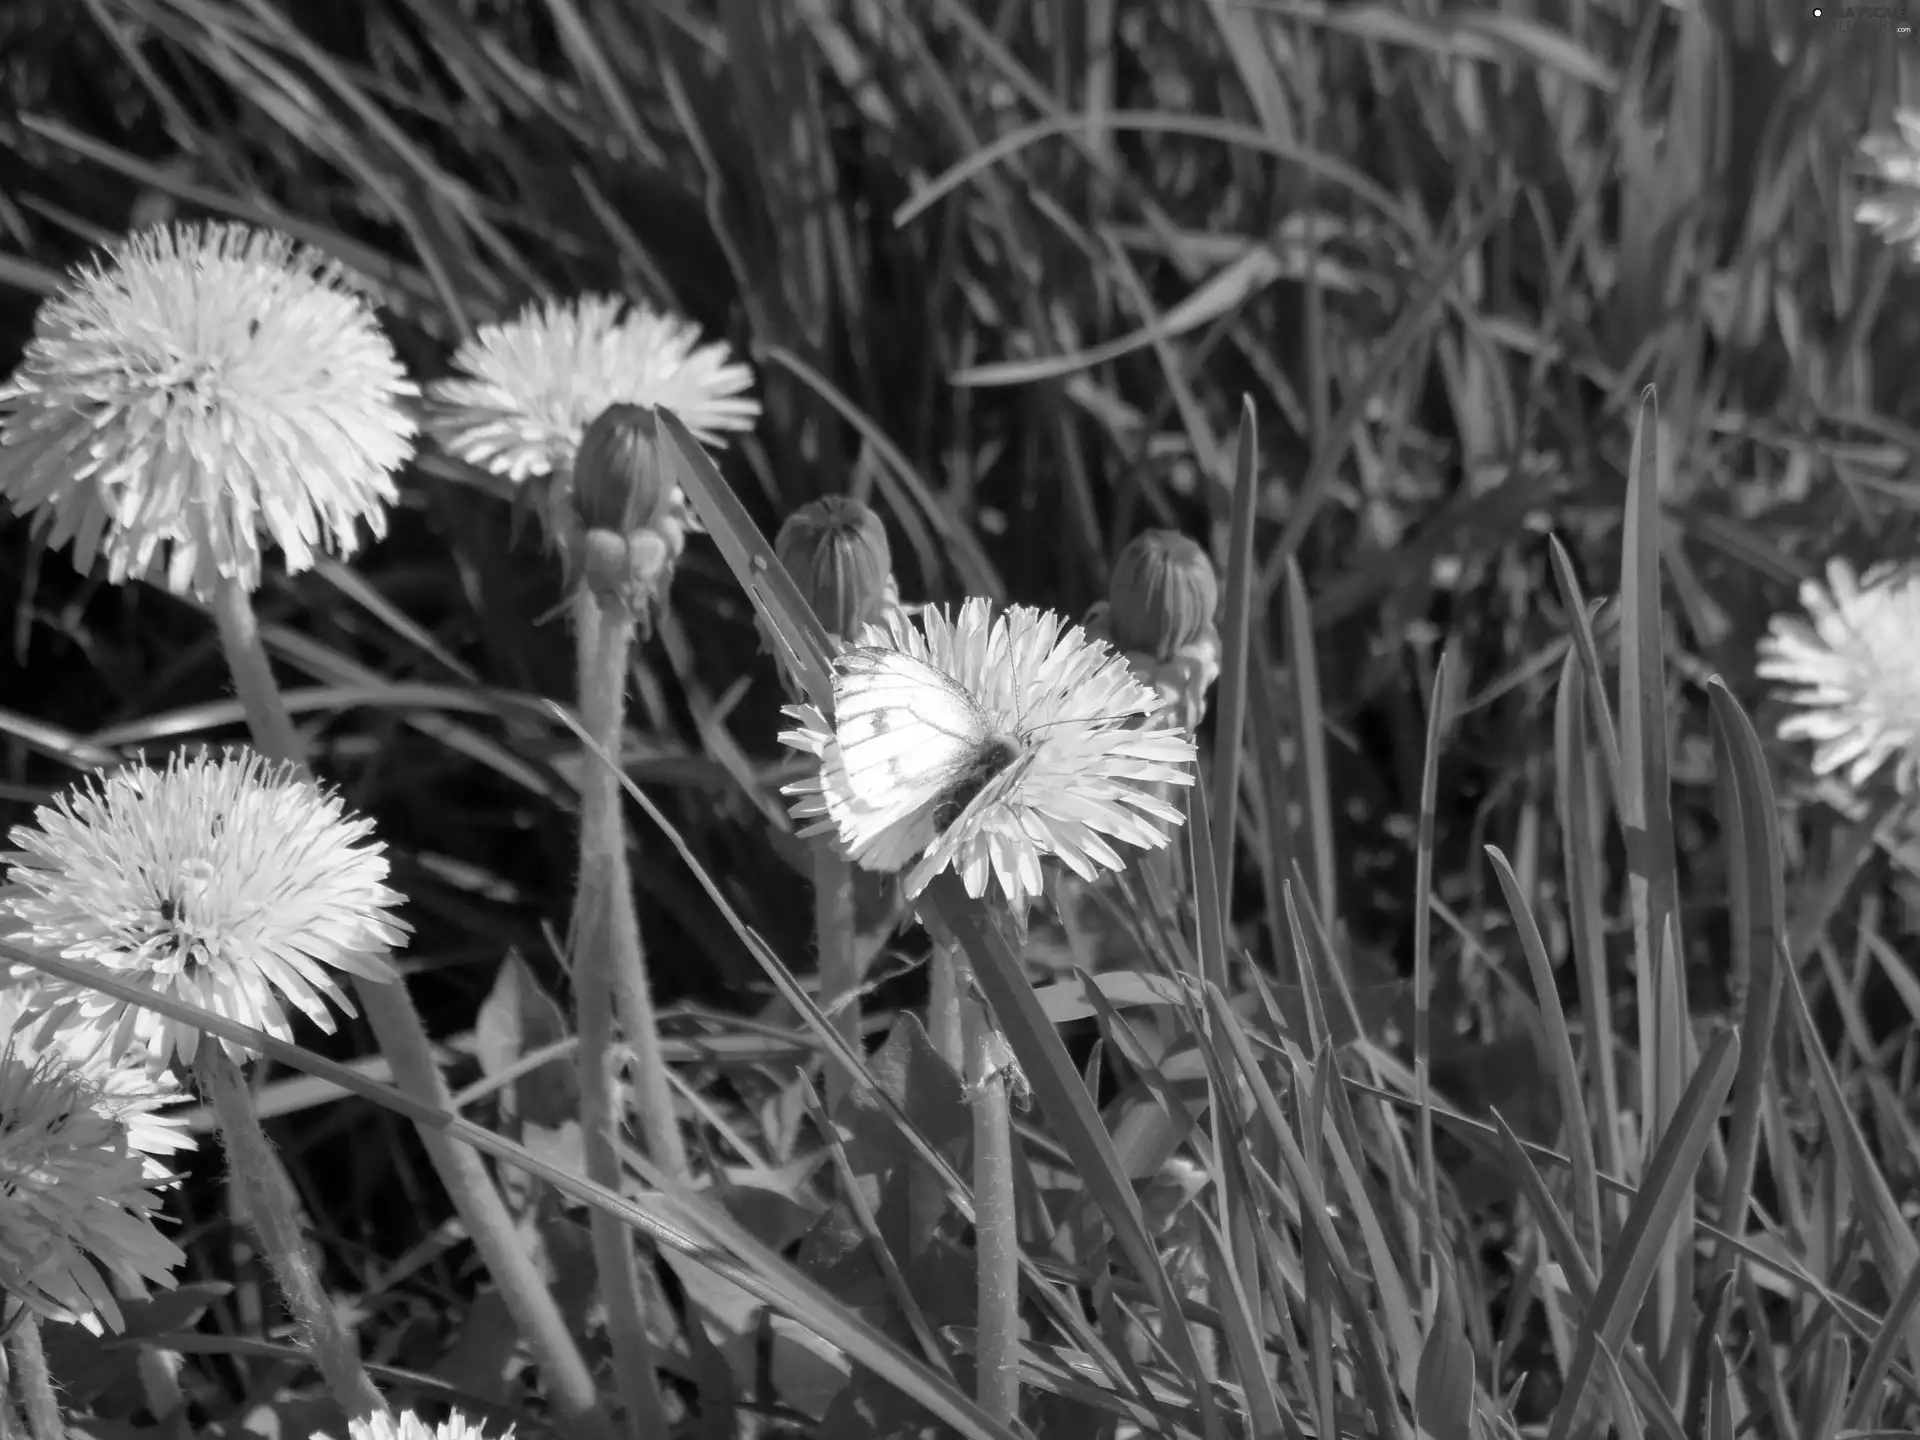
3,3,1919,1437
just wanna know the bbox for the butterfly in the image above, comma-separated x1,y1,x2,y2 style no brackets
823,647,1029,877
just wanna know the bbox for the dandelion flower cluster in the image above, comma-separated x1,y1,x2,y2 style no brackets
1857,108,1920,259
1756,558,1920,793
780,597,1197,911
319,1413,508,1440
423,294,759,484
0,222,416,600
1,750,408,1070
0,984,192,1180
0,1047,184,1332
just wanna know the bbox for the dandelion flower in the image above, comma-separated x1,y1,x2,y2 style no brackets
0,222,417,600
1,750,408,1071
0,1048,184,1332
318,1414,508,1440
423,293,759,485
1857,109,1920,257
1756,558,1920,792
0,983,192,1180
780,598,1197,911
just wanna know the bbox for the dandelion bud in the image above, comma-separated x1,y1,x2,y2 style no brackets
551,403,692,627
1089,531,1221,730
775,496,900,640
572,403,669,533
1109,531,1218,658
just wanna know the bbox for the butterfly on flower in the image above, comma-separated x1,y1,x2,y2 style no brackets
779,597,1197,911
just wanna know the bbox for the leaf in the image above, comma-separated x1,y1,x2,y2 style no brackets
473,952,579,1133
432,1290,523,1408
42,1284,230,1410
1030,970,1188,1024
833,1012,971,1181
1414,1271,1476,1440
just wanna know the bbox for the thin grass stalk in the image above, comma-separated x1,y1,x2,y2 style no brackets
962,954,1020,1426
210,578,615,1439
196,1044,384,1418
574,596,675,1433
813,843,861,1111
10,1316,63,1440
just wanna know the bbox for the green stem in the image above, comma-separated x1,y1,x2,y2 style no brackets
572,596,688,1179
812,843,860,1112
211,579,616,1439
11,1315,63,1440
927,943,965,1073
575,595,674,1435
197,1045,386,1419
964,979,1020,1427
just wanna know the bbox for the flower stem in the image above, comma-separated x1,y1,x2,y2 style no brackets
574,595,676,1434
574,595,689,1179
210,578,616,1439
811,844,860,1111
11,1315,63,1440
964,982,1021,1427
927,943,965,1073
196,1044,385,1419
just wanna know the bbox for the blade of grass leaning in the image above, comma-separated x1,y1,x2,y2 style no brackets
923,874,1229,1440
1701,679,1785,1313
1485,845,1603,1288
1547,536,1624,814
1187,783,1262,1350
1614,386,1692,1390
1301,1041,1339,1440
1210,397,1260,920
1281,560,1336,925
1544,1026,1738,1440
1782,947,1920,1383
0,941,1025,1440
658,409,835,711
1206,984,1407,1436
1414,653,1456,1282
1192,1208,1291,1440
1839,1254,1920,1434
1248,625,1300,973
1552,648,1625,1224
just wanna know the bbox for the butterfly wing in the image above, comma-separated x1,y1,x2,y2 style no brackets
824,648,994,871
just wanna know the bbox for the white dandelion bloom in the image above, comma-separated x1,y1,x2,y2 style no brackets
0,984,192,1180
1756,558,1920,793
423,293,759,484
0,751,408,1071
1857,108,1920,258
319,1412,508,1440
779,598,1197,912
0,222,417,600
0,1048,184,1333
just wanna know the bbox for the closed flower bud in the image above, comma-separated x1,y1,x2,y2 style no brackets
1108,530,1218,658
1088,531,1221,731
571,403,668,534
549,403,691,630
775,497,899,640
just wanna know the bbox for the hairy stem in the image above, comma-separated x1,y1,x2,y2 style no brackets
197,1044,385,1419
212,578,616,1438
575,595,674,1435
965,987,1020,1427
11,1315,64,1440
